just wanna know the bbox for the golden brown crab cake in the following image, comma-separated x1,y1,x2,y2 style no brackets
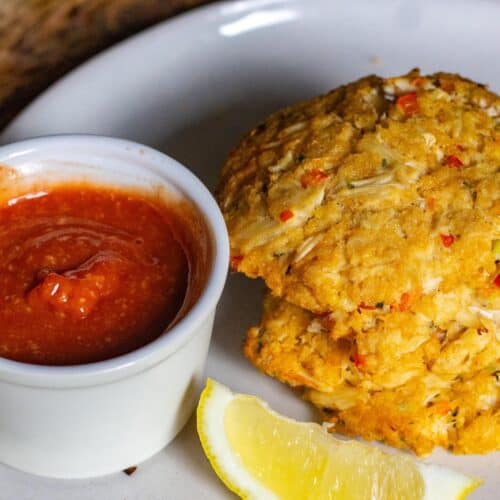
218,71,500,314
244,294,500,455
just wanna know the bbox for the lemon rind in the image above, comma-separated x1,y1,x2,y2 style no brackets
418,463,482,500
196,378,277,500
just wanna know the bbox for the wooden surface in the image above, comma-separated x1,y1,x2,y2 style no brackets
0,0,213,129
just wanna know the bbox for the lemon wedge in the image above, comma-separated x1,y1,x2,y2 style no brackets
197,379,481,500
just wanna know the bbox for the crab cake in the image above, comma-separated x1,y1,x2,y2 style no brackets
222,70,500,454
245,294,500,455
217,71,500,314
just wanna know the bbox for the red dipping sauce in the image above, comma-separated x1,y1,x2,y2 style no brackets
0,184,205,365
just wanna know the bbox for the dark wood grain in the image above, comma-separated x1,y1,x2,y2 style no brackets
0,0,213,129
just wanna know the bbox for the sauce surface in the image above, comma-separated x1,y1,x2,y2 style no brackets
0,185,191,365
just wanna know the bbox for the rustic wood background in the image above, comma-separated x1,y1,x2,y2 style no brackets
0,0,212,129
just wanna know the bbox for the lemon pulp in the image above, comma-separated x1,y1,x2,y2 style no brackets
225,395,424,500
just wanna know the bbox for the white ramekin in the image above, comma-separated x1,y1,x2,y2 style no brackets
0,135,229,478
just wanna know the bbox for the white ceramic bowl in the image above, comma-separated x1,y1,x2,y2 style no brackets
0,135,229,478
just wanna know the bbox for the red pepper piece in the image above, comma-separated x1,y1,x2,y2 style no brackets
444,155,463,168
494,274,500,287
359,302,375,310
440,233,455,248
353,352,366,369
398,292,411,312
279,209,294,222
230,255,243,270
396,92,419,116
300,169,328,188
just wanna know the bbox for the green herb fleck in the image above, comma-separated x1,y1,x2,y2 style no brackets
296,154,306,163
375,302,384,309
347,182,355,189
381,158,390,169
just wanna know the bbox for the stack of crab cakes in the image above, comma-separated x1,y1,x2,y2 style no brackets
216,70,500,456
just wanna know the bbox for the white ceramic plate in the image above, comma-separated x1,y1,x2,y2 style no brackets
1,0,499,498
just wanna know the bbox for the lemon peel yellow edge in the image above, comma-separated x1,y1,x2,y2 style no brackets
457,478,483,500
196,378,250,500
